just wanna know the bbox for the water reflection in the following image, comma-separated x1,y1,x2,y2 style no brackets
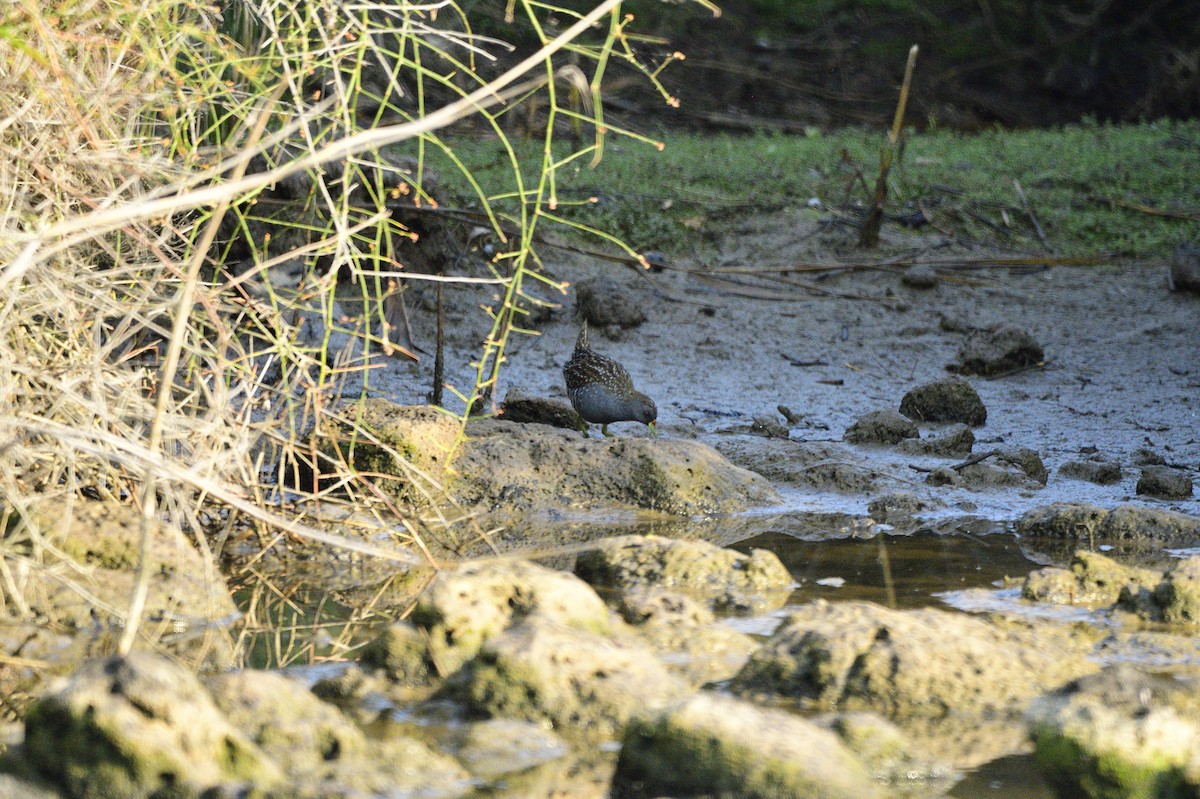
729,530,1038,611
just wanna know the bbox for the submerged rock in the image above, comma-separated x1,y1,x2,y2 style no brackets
818,711,954,789
731,600,1096,718
454,718,569,781
1027,664,1200,798
899,377,987,427
574,534,793,612
612,692,882,799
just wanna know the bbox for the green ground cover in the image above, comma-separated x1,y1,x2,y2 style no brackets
435,119,1200,259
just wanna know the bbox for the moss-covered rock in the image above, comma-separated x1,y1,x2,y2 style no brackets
23,653,280,798
1023,551,1160,606
615,588,759,685
574,534,792,611
456,616,691,740
1027,664,1200,799
612,692,882,799
411,559,611,676
453,419,780,515
731,600,1097,718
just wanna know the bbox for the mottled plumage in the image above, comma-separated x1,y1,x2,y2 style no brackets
563,322,657,437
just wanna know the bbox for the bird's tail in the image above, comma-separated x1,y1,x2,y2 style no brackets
575,320,590,353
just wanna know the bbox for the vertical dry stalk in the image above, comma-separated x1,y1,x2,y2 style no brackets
859,44,919,248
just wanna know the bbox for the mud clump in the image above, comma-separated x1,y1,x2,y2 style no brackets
844,409,919,445
1058,458,1122,485
1136,464,1194,499
1168,242,1200,293
574,274,647,330
899,377,987,427
950,324,1044,376
499,391,581,431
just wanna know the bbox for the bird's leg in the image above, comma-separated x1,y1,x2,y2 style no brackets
601,424,613,437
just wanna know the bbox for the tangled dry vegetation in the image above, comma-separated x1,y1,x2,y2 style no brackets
0,0,702,668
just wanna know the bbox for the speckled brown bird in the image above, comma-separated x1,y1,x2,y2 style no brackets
562,322,657,437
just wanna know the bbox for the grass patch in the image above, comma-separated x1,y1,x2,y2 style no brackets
435,119,1200,258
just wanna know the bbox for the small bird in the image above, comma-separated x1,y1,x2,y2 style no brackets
563,322,657,437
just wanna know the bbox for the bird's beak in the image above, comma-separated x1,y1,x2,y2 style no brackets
648,420,658,437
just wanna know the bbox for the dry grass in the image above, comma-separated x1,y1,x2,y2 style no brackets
0,0,700,668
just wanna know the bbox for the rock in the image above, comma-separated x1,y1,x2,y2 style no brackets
926,466,961,486
1058,458,1122,485
455,617,691,740
359,622,439,686
574,275,646,329
23,653,280,798
750,414,789,438
499,392,581,431
731,600,1096,718
1022,551,1160,606
308,401,458,504
206,670,366,770
1131,446,1167,466
454,419,780,515
455,718,569,781
819,712,953,788
950,324,1044,376
611,692,882,799
0,773,60,799
715,438,880,494
1136,464,1194,499
574,535,793,612
1168,242,1200,293
957,446,1047,489
1152,557,1200,624
896,423,975,457
1027,665,1200,798
843,409,919,445
901,264,939,289
1118,556,1200,625
1016,502,1200,545
1103,504,1200,542
615,588,759,685
22,499,237,670
411,559,610,675
1015,502,1110,540
866,492,931,523
899,377,987,426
